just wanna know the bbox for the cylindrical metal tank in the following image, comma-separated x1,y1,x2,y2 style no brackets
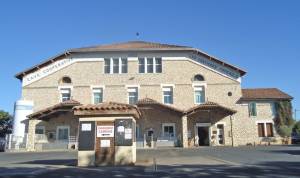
12,100,34,137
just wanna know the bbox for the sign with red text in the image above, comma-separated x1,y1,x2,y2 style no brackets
97,126,114,137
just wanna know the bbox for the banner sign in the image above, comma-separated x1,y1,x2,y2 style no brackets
97,126,114,137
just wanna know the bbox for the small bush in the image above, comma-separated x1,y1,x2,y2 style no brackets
277,125,293,137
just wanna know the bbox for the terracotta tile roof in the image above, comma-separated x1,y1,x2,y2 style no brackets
241,88,293,100
73,102,137,111
137,98,184,113
184,101,236,115
72,41,190,51
15,41,246,79
28,99,81,119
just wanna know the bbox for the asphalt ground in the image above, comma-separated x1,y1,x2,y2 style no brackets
0,145,299,178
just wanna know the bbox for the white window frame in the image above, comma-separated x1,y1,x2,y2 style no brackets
58,86,73,102
193,85,206,104
161,85,174,105
138,57,162,74
127,86,139,105
162,123,176,138
256,121,274,138
104,57,128,74
56,125,70,141
91,86,105,104
35,126,45,134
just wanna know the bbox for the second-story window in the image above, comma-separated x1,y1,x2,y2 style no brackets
155,58,162,73
60,88,71,102
163,86,173,104
93,88,103,104
121,58,128,73
147,58,153,73
194,86,205,104
249,102,257,117
128,87,138,105
138,57,162,73
138,58,145,73
104,58,128,74
104,58,110,74
113,58,119,73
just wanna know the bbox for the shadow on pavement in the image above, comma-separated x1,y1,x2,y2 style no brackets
269,150,300,155
0,161,300,178
17,159,77,166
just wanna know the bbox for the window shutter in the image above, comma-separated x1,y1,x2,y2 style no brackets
258,123,265,137
266,123,274,137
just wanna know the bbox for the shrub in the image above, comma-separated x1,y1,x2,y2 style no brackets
277,125,293,137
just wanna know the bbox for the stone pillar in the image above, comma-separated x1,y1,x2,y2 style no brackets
27,119,38,151
182,115,188,148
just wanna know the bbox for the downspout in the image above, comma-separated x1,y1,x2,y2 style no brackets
230,114,234,147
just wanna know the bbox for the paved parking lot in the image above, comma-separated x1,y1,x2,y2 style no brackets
0,145,299,178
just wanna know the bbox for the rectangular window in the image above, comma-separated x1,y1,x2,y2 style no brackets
271,102,277,116
257,123,265,137
93,88,103,104
57,126,69,141
194,86,205,104
113,58,119,73
266,123,274,137
163,124,175,137
155,58,162,73
163,87,173,104
128,87,138,105
147,58,153,73
138,58,145,73
121,58,128,73
60,88,71,102
139,57,162,73
104,58,110,74
35,126,45,134
249,102,257,117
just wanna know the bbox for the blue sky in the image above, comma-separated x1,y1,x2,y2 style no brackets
0,0,299,119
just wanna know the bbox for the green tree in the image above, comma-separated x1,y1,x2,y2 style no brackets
0,110,12,137
0,110,11,122
293,121,300,135
275,101,294,127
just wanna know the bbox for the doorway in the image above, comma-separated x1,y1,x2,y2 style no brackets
197,126,210,146
95,121,115,166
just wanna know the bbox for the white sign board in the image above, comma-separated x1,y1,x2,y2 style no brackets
100,140,110,147
97,126,114,137
117,126,125,133
81,123,91,131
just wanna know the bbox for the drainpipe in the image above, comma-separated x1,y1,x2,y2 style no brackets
230,115,234,147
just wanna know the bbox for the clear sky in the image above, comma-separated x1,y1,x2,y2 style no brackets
0,0,299,119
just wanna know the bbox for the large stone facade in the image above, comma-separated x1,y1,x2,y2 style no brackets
19,43,289,150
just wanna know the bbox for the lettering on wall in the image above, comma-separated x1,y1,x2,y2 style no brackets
188,53,240,80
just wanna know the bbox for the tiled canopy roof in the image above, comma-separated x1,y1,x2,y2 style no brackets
137,98,183,113
15,41,246,79
241,88,293,100
73,102,141,119
28,99,81,119
73,102,137,111
184,101,236,115
137,98,236,115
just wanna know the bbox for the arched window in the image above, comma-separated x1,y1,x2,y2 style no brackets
59,76,72,84
193,74,205,81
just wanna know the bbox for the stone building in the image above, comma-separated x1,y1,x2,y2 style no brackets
14,41,293,151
